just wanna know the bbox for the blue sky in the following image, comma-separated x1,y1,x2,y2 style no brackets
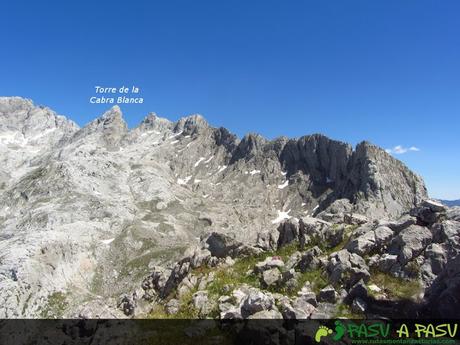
1,1,459,199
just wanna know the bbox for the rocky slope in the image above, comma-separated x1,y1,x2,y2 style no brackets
0,97,432,318
122,200,460,320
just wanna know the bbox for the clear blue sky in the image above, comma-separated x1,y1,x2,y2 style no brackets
1,1,459,199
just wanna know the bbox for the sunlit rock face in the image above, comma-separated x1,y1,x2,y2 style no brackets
0,97,426,317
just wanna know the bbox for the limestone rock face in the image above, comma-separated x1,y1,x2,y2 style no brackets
0,97,429,318
342,142,427,220
424,254,460,318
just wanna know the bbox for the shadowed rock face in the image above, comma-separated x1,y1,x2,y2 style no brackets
0,97,427,317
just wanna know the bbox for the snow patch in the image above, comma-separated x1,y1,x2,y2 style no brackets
277,180,289,189
177,175,193,185
194,157,205,167
170,140,179,145
101,238,115,245
217,165,227,173
281,171,287,176
168,130,183,139
249,170,261,175
194,179,202,184
271,210,292,224
204,156,214,163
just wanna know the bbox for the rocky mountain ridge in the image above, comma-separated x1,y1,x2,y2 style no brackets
0,97,432,318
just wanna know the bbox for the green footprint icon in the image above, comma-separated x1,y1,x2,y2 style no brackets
333,320,346,341
315,325,333,343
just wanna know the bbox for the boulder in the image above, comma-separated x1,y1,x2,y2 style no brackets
187,248,213,268
234,245,264,258
192,291,213,317
346,225,394,256
299,216,331,248
254,256,285,273
279,297,316,320
317,212,344,224
344,213,369,225
327,249,370,287
424,243,447,275
165,298,180,315
277,219,299,249
389,225,432,264
177,274,198,298
232,285,252,305
422,254,460,318
162,260,192,298
346,279,368,302
318,285,337,303
351,297,367,313
447,207,460,222
220,307,242,319
205,232,241,258
241,288,276,318
317,199,353,223
297,284,318,307
373,226,394,247
431,221,460,253
262,268,282,287
346,231,376,256
323,225,345,248
197,271,215,290
422,199,447,213
292,297,316,318
142,266,171,297
376,254,398,273
410,200,447,226
310,302,336,319
256,230,278,251
281,269,300,292
118,294,136,316
295,246,323,272
379,214,416,232
218,302,234,313
285,251,302,270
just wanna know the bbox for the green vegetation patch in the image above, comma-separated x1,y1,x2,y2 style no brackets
39,291,68,318
368,270,422,300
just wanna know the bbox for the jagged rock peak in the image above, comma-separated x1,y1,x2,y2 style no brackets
98,105,125,126
137,112,173,133
174,114,209,135
344,140,427,218
0,96,34,113
71,105,127,148
0,96,79,137
81,106,127,134
280,134,352,183
232,133,269,161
